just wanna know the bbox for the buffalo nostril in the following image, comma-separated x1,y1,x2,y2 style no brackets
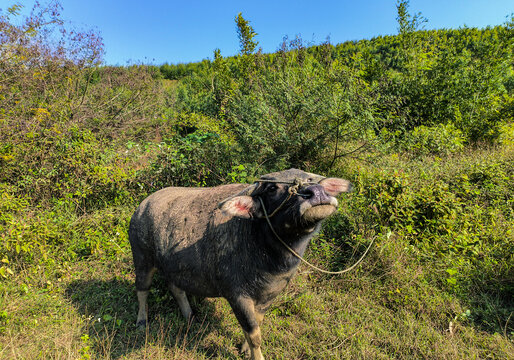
299,184,334,205
299,188,314,199
299,185,323,199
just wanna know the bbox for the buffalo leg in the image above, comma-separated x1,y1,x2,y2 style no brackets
169,282,193,320
241,309,265,357
135,267,156,327
229,297,265,360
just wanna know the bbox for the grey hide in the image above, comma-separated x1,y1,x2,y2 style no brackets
128,168,351,360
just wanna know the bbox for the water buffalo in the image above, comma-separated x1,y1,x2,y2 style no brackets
128,168,351,360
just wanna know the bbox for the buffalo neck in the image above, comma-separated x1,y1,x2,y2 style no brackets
253,219,320,273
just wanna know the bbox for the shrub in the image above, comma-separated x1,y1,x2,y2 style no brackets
142,130,237,190
498,122,514,146
336,149,513,333
404,123,465,156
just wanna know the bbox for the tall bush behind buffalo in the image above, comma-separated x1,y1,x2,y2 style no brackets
172,13,513,165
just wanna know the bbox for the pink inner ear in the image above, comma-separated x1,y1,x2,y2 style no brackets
221,196,254,218
320,178,351,195
235,202,250,213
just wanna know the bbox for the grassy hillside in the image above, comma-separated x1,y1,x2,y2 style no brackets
0,1,513,359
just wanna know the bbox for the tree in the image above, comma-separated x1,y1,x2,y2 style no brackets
235,12,258,55
396,0,427,36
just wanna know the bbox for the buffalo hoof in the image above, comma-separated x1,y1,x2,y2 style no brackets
136,319,147,330
241,341,251,358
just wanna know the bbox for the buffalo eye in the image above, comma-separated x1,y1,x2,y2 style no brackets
267,185,278,193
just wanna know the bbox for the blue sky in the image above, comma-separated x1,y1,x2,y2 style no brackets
11,0,514,65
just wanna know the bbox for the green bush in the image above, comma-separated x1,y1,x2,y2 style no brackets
0,181,132,278
142,130,237,190
403,123,465,156
498,122,514,145
1,126,138,211
335,149,513,333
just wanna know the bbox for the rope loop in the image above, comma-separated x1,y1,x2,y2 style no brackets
287,177,303,196
257,195,374,275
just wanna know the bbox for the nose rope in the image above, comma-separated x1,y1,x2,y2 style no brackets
256,178,313,218
256,177,374,275
258,196,375,275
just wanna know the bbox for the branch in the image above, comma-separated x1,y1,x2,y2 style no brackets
332,142,368,159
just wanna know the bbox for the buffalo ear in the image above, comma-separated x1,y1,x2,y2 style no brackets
319,178,352,196
219,195,261,218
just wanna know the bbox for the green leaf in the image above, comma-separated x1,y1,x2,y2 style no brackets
446,277,457,285
446,268,458,276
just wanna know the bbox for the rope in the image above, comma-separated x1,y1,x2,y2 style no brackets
262,178,308,217
258,196,374,275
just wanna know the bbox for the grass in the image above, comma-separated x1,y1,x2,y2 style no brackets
1,233,512,359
